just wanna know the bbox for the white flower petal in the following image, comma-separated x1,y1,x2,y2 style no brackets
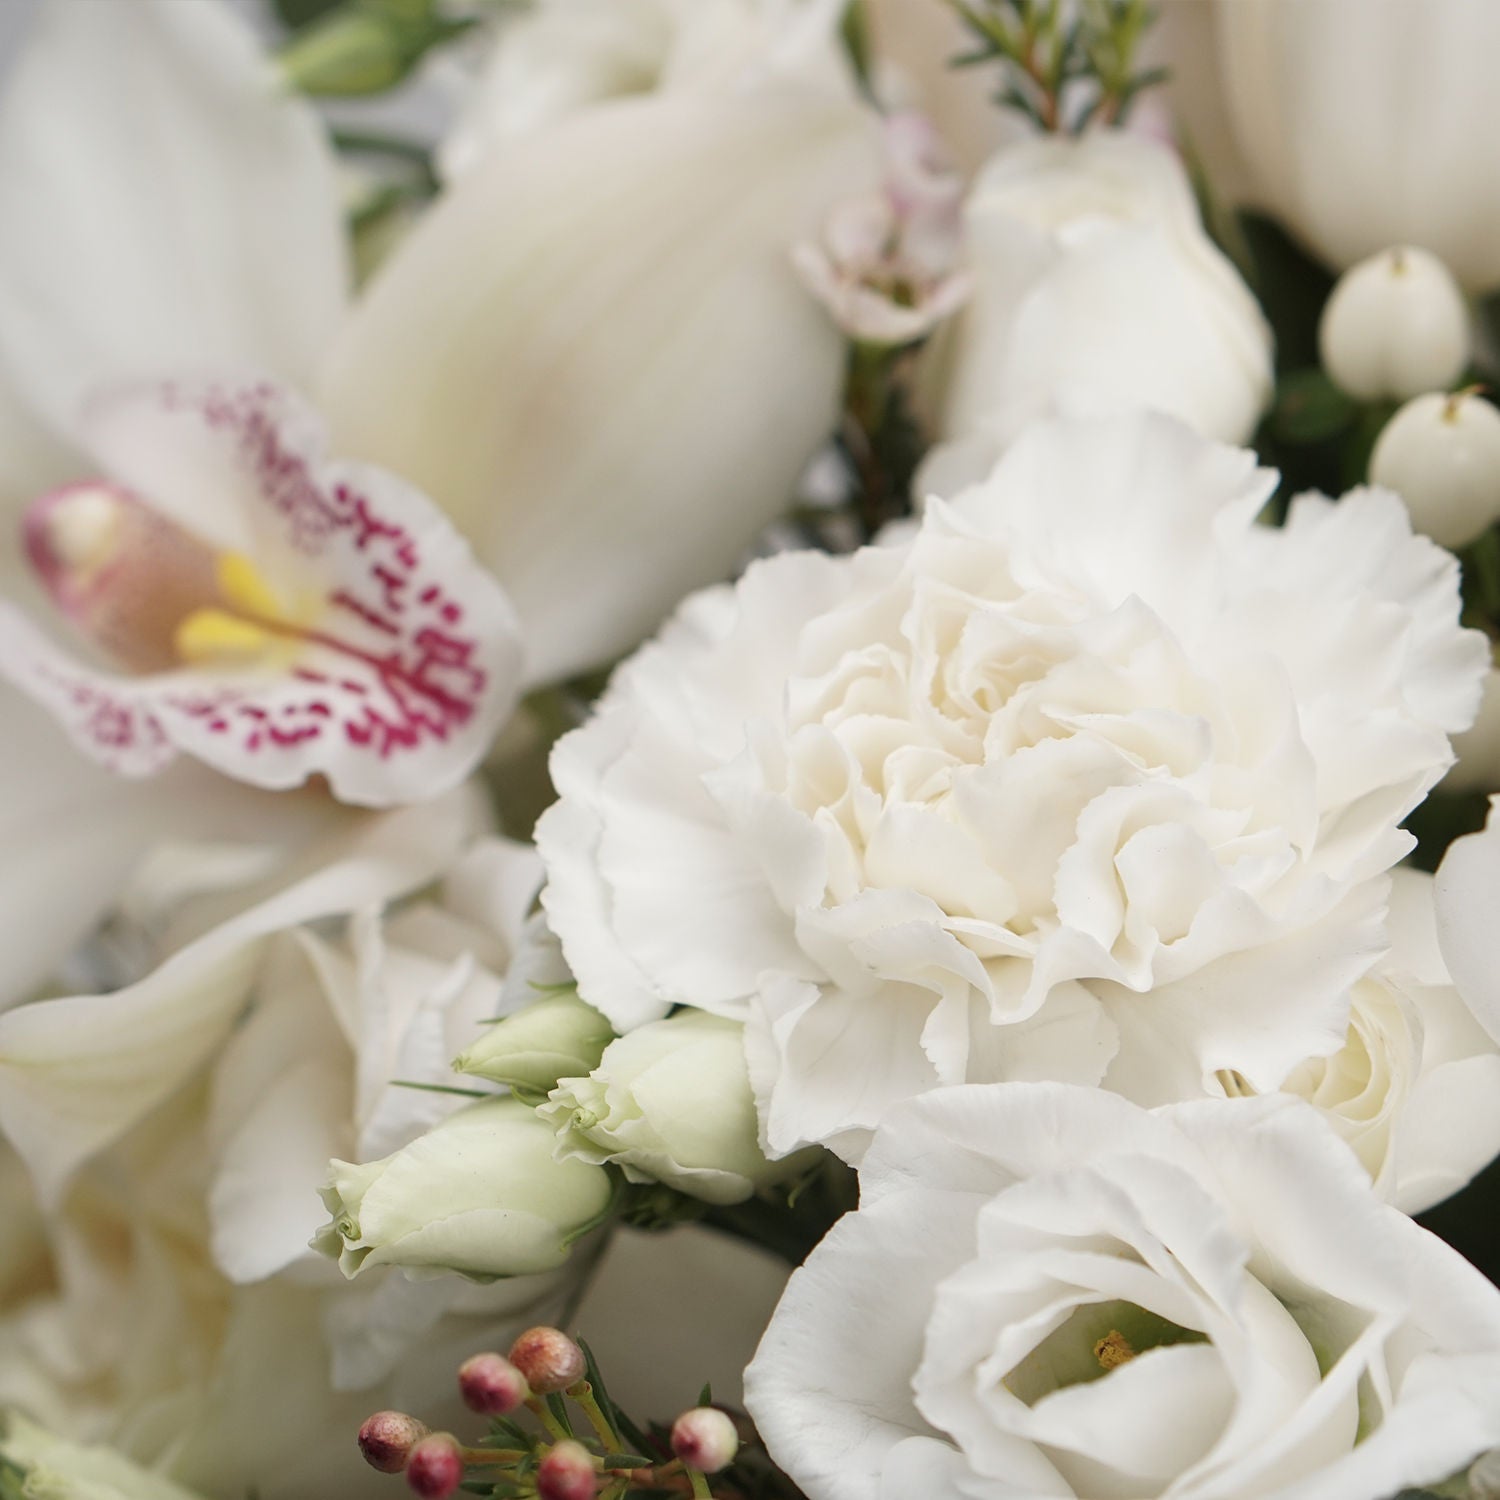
0,0,348,438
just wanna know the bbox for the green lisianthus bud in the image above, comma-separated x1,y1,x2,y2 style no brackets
278,12,414,97
539,1013,794,1207
454,991,615,1096
312,1098,613,1281
0,1411,206,1500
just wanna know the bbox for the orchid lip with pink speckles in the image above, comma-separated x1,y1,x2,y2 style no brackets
0,374,525,806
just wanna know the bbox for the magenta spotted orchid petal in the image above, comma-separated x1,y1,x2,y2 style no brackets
0,376,524,807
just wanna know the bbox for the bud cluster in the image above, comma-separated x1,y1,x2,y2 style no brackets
355,1326,743,1498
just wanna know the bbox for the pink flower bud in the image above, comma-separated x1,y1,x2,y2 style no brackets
670,1407,739,1474
358,1410,431,1473
536,1439,598,1500
458,1351,531,1415
507,1326,586,1394
405,1433,464,1499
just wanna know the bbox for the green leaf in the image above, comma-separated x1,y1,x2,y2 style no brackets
1237,211,1337,374
545,1392,575,1439
1270,369,1358,446
698,1383,713,1408
272,0,343,28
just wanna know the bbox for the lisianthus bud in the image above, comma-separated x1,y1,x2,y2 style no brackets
313,1097,613,1280
1370,389,1500,549
358,1410,431,1473
536,1438,598,1500
454,991,614,1095
458,1351,530,1415
540,1012,795,1205
1319,246,1470,402
405,1433,464,1499
507,1326,586,1394
670,1407,739,1474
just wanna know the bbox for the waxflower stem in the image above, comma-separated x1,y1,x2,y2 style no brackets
568,1379,624,1453
525,1396,569,1443
687,1469,713,1499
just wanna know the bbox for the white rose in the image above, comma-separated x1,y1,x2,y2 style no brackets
537,413,1484,1161
316,1097,613,1280
539,1012,789,1205
924,131,1272,484
1214,0,1500,291
745,1084,1500,1500
321,14,881,686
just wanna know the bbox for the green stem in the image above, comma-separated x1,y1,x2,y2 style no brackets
526,1396,568,1444
688,1470,713,1499
568,1380,623,1453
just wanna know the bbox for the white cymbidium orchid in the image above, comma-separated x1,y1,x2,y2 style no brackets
0,0,522,808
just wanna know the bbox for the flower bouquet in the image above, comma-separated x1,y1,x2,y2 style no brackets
6,2,1500,1499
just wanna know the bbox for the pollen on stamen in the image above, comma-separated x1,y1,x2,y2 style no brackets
1093,1330,1136,1371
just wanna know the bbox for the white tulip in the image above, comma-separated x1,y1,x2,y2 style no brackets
1371,389,1500,550
1319,246,1470,402
1214,0,1500,291
746,1084,1500,1500
540,1012,789,1205
316,1098,613,1280
321,43,881,686
927,131,1272,475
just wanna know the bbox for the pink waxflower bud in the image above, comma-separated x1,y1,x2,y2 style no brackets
358,1410,431,1473
507,1326,587,1394
405,1433,464,1499
670,1407,739,1474
458,1351,531,1415
536,1439,598,1500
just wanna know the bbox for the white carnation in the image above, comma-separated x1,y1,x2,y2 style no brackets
537,413,1485,1160
744,1085,1500,1500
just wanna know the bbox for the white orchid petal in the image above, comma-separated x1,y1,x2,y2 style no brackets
0,378,524,806
0,0,348,439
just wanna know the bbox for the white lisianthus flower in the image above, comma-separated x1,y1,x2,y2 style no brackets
1213,0,1500,292
316,1098,613,1281
540,1012,792,1206
537,413,1485,1161
922,132,1272,490
1435,797,1500,1050
745,1084,1500,1500
1271,868,1500,1214
455,987,616,1096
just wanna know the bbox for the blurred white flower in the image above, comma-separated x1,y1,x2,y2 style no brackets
540,1011,792,1205
320,7,882,685
0,811,596,1496
1215,0,1500,291
792,111,971,348
745,1084,1500,1500
0,1,522,806
1370,389,1500,552
537,413,1484,1161
921,132,1273,489
1319,246,1471,403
